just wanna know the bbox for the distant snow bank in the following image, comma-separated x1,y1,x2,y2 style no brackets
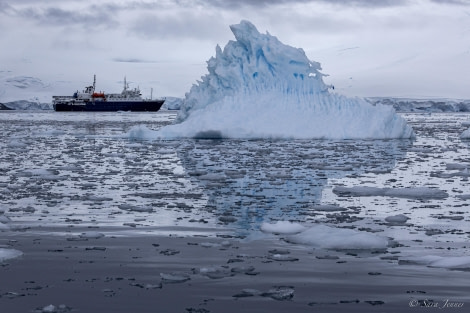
367,97,470,113
2,100,52,110
156,20,414,140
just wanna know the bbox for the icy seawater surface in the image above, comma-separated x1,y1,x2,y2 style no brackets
0,111,469,266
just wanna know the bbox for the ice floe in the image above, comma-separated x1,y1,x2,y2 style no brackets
400,255,470,270
260,221,307,234
285,224,389,250
0,248,23,262
333,186,448,199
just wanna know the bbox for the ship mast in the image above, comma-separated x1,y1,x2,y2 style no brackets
93,74,96,92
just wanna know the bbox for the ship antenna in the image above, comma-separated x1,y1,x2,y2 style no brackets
151,88,153,100
93,74,96,92
124,76,127,92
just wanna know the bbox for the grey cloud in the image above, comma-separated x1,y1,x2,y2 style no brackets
430,0,470,5
0,2,117,28
129,14,228,41
201,0,410,9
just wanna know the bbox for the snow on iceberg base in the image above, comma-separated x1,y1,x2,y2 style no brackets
158,92,414,139
155,20,414,140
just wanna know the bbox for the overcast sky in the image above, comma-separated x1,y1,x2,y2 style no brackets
1,0,469,99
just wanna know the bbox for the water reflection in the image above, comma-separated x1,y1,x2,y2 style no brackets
177,139,412,235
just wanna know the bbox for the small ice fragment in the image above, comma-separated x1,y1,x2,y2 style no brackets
269,254,299,262
79,232,104,239
384,214,410,225
118,204,154,213
310,205,347,212
261,286,295,301
333,186,448,199
160,272,190,283
42,304,56,313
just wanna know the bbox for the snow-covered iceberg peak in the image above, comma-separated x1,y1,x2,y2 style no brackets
159,20,414,139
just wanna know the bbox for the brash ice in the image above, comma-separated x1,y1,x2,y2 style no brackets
156,20,414,139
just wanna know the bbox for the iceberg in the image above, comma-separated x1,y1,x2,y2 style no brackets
157,20,413,139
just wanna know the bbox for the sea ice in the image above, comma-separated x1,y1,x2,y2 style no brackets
152,20,413,140
286,224,389,250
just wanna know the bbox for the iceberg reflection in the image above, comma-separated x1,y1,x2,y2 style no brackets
177,139,412,235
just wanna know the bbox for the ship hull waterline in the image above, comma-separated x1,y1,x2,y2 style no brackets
53,100,165,112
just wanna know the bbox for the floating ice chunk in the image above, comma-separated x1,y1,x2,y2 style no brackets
160,272,191,283
199,266,234,279
0,215,11,223
333,186,448,199
118,204,154,213
41,305,56,313
198,173,227,181
286,224,389,250
0,248,23,262
457,194,470,200
385,187,448,199
269,254,299,262
155,20,413,140
310,204,347,212
446,163,468,170
261,286,295,301
461,127,470,139
79,232,105,239
384,214,410,225
333,186,384,197
261,221,306,234
400,255,470,270
7,140,27,148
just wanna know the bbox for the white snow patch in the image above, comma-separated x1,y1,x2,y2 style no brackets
286,224,389,250
260,221,306,234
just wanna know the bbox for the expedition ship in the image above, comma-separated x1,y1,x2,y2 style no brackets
53,76,164,112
